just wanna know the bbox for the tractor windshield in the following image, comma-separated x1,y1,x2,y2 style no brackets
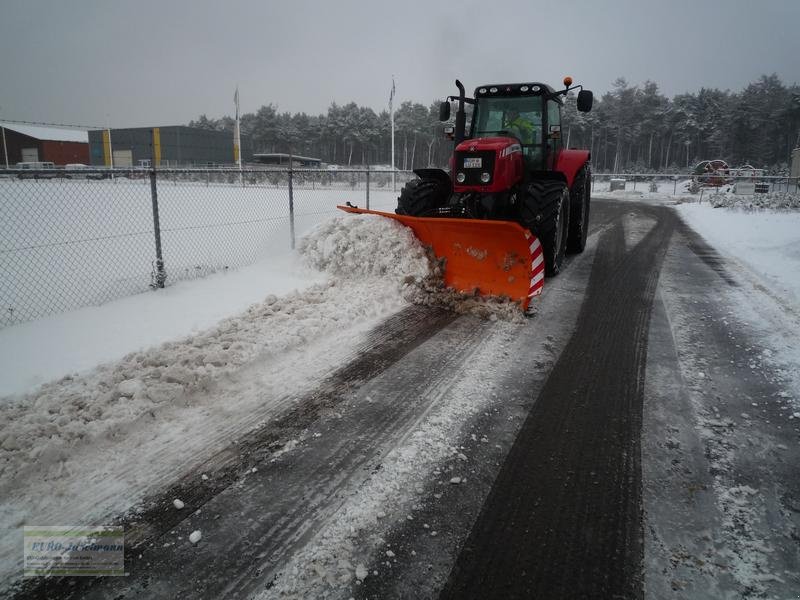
471,95,544,167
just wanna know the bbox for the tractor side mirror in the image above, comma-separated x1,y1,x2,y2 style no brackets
577,90,593,112
439,101,451,121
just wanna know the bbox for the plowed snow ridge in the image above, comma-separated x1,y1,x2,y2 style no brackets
0,214,432,588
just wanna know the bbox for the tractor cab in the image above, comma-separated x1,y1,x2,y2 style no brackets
438,78,593,183
469,83,555,170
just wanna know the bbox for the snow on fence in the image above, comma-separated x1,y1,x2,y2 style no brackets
0,168,415,327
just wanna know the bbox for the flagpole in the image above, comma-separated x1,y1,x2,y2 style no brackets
234,86,242,185
390,76,396,193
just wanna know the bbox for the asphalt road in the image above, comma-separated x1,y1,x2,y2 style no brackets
12,199,799,600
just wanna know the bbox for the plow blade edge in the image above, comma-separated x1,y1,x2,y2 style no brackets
337,206,544,310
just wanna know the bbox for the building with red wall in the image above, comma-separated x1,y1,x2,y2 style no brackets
1,122,89,166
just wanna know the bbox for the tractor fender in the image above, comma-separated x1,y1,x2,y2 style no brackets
554,150,591,189
413,168,452,187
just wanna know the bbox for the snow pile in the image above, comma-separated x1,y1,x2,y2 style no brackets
0,216,436,491
301,214,527,321
706,191,800,210
299,214,431,281
0,255,324,398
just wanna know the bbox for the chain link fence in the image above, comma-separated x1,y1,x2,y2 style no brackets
4,166,795,328
0,167,415,328
590,172,800,196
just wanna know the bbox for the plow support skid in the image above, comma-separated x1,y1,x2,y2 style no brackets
337,206,544,309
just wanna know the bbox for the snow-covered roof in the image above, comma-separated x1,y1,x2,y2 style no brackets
0,122,88,143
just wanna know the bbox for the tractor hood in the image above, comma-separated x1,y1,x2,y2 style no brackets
456,137,522,154
453,137,524,193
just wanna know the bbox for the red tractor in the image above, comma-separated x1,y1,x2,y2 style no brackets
340,77,593,309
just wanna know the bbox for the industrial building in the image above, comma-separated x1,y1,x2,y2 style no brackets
0,121,89,166
87,126,254,167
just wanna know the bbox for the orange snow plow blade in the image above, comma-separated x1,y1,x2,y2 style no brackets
337,205,544,310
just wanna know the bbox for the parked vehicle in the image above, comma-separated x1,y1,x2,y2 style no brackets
63,164,111,180
16,162,57,179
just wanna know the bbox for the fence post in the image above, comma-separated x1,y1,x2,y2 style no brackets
673,178,677,195
365,164,370,210
149,169,167,288
288,165,296,250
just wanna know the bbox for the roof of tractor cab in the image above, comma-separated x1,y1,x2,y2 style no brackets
474,83,562,104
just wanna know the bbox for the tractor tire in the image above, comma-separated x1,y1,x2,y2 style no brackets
567,165,591,254
519,180,570,276
396,177,449,216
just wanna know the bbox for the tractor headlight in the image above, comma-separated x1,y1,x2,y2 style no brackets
456,172,466,183
480,172,491,183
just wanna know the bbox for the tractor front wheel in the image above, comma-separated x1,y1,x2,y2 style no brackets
519,180,570,276
396,177,449,217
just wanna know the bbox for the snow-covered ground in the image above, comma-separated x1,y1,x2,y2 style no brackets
0,254,325,398
4,177,800,596
0,214,431,588
594,183,800,308
0,182,398,396
675,203,800,306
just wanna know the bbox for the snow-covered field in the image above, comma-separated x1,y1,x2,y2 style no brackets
0,177,398,326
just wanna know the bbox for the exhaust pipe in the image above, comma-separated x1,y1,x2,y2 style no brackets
454,79,467,146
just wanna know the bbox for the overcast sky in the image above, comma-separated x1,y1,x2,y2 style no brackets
1,0,798,128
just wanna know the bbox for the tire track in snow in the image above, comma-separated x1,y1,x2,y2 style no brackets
441,204,677,599
14,307,497,599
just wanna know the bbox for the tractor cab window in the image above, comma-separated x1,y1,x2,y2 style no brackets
471,95,544,167
546,100,562,165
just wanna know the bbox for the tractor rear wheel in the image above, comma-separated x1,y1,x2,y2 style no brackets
396,177,449,216
519,180,570,276
567,165,591,253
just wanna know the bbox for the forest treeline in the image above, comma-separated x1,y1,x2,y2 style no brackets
190,74,800,173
